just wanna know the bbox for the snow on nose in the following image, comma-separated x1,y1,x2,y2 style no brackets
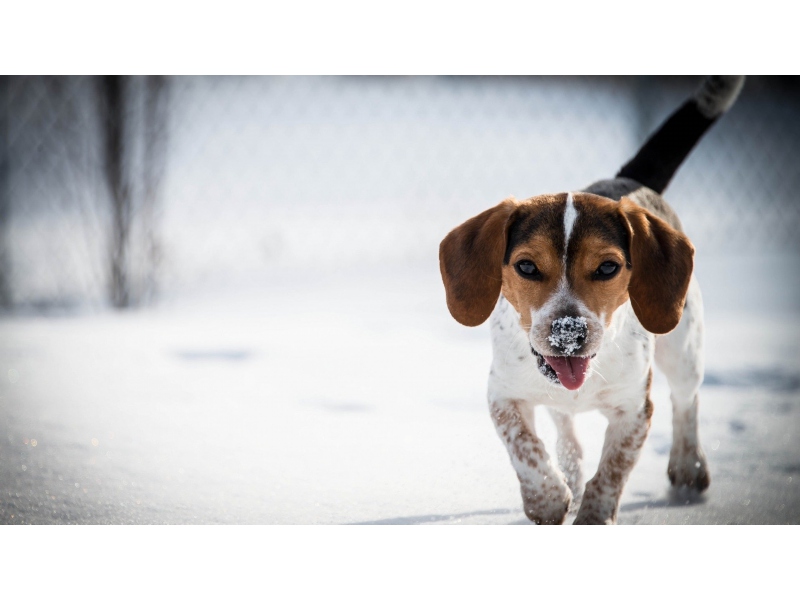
548,316,587,355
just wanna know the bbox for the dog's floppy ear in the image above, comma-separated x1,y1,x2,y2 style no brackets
439,198,518,326
619,197,694,335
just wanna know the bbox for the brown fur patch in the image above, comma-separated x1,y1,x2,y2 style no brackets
569,235,631,327
502,235,563,330
439,198,519,326
439,192,694,338
491,400,569,524
563,194,632,326
576,399,653,524
644,370,654,418
618,197,694,334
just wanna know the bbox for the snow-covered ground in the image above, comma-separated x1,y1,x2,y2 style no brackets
2,251,799,525
7,76,799,525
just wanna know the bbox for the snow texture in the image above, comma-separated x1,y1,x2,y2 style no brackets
1,253,799,525
547,316,588,355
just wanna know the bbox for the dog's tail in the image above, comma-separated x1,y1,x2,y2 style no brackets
616,76,745,194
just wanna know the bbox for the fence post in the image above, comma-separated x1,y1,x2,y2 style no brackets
97,75,132,309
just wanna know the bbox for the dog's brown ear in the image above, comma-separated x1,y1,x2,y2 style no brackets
439,198,518,326
619,197,694,335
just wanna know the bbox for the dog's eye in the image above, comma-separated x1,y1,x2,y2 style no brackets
515,260,542,280
593,261,619,280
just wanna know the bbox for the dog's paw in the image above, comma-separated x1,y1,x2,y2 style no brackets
668,446,710,491
572,479,617,524
521,480,572,525
573,500,616,525
572,511,614,525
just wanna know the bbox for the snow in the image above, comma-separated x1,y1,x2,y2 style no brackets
3,77,800,525
547,315,587,355
1,252,799,524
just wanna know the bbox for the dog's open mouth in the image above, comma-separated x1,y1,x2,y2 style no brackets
531,347,595,391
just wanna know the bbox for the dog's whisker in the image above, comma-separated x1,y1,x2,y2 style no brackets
590,367,608,384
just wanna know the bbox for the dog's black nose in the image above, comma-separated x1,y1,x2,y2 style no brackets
548,316,587,355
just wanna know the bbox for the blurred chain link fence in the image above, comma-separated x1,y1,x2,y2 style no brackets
1,76,798,311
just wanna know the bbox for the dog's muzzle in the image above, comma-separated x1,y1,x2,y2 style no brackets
548,316,588,355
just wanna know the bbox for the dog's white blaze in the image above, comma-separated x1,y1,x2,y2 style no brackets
563,193,578,255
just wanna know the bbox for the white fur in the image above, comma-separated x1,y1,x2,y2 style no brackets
563,192,578,252
491,295,650,414
654,277,708,488
488,267,706,524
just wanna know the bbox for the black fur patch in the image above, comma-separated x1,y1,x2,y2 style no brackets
503,198,566,265
616,100,716,194
568,196,632,267
502,194,632,273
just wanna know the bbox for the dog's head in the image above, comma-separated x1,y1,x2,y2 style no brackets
439,192,694,390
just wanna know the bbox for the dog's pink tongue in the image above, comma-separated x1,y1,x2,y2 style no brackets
544,356,591,391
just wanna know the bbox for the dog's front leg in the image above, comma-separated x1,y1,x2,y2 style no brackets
490,399,572,525
548,408,584,505
573,398,653,525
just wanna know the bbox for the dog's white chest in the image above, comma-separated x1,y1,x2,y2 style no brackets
488,296,653,413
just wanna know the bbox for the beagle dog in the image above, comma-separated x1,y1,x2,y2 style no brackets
439,76,745,524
